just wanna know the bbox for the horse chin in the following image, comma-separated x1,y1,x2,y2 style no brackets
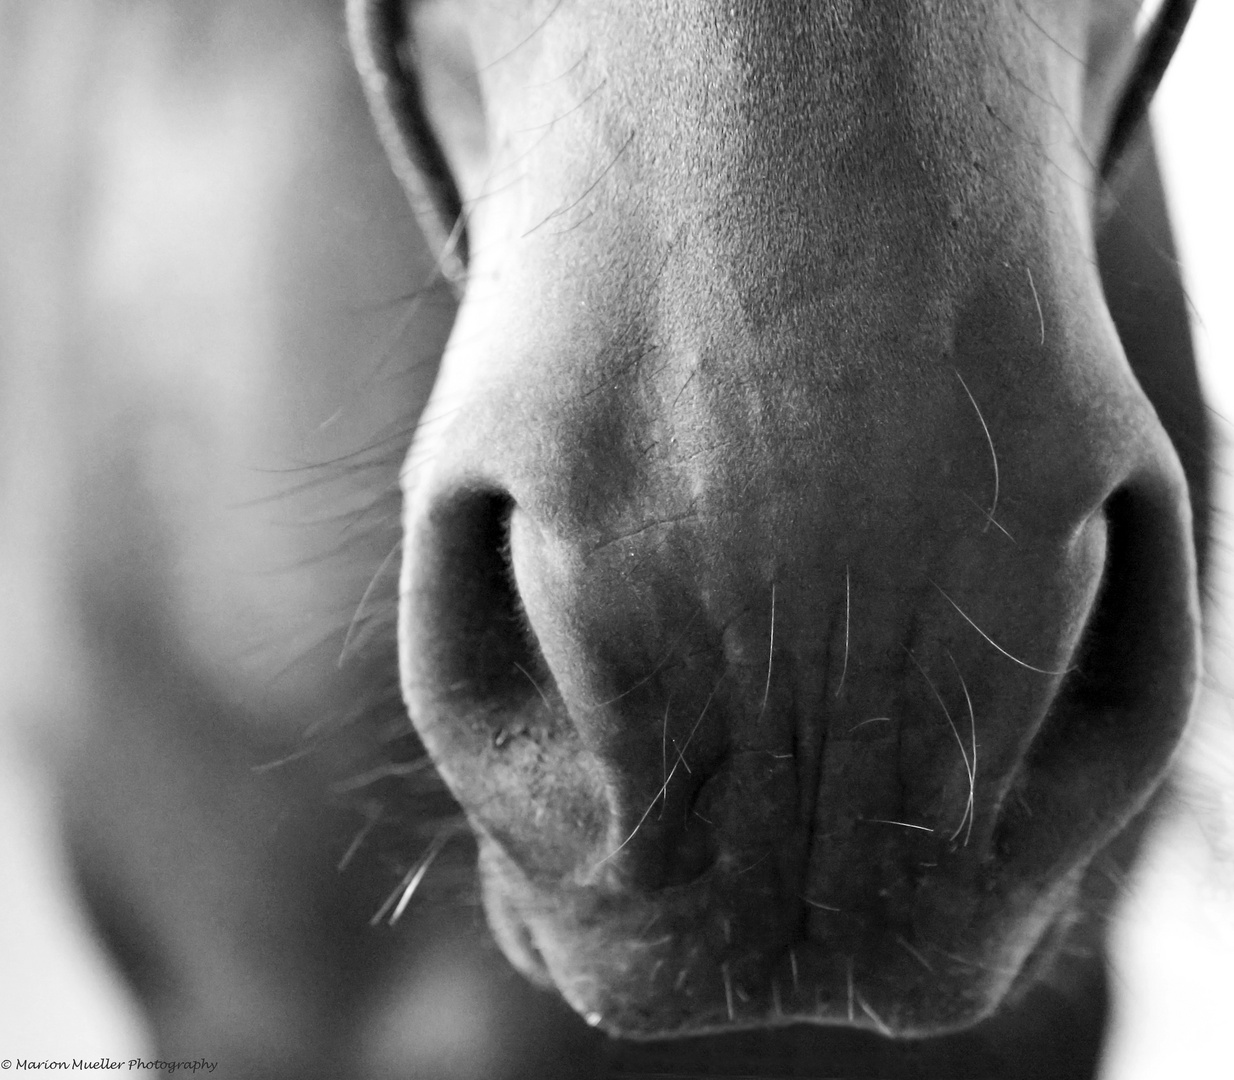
473,834,1091,1044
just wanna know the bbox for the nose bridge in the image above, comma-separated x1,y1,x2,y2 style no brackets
445,0,1133,501
465,0,1080,304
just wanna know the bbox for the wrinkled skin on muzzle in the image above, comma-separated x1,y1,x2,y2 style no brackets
378,0,1199,1040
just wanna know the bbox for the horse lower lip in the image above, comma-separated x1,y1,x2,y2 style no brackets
526,934,1012,1041
476,846,1067,1042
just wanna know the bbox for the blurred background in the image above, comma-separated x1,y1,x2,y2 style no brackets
1100,3,1234,1075
0,1,1230,1076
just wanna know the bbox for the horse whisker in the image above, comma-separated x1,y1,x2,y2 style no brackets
339,536,402,667
948,653,979,846
953,368,1000,529
849,716,892,733
802,895,841,911
1026,266,1045,345
598,606,704,706
895,934,936,973
594,676,721,868
758,581,776,723
512,660,554,711
337,806,381,872
596,757,683,869
329,757,434,795
737,851,771,874
866,818,935,833
661,697,671,794
371,828,454,926
960,491,1015,541
904,647,972,789
931,581,1072,675
856,992,893,1037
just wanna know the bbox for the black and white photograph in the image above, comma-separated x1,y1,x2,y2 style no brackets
0,2,1230,1077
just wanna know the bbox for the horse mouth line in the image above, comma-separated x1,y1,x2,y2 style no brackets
488,871,1084,1043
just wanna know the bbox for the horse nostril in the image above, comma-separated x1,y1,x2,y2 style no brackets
1066,486,1190,711
1048,483,1192,724
404,489,552,726
402,486,609,879
996,474,1198,874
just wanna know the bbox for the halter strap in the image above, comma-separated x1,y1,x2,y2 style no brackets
1101,0,1197,186
348,0,468,287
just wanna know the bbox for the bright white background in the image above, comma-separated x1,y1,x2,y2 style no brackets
1100,3,1234,1077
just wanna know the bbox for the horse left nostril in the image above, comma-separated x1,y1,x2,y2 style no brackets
403,489,551,725
401,485,609,877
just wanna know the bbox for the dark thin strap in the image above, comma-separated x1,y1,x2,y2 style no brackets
1100,0,1197,184
348,0,468,284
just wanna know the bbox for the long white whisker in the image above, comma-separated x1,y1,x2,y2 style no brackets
867,818,935,833
758,581,776,723
802,894,841,911
960,491,1015,542
895,934,936,973
597,606,705,706
1026,266,1045,345
856,992,893,1037
597,759,683,868
661,696,671,794
594,677,721,868
836,566,851,697
931,581,1072,675
330,758,434,795
905,648,975,842
339,537,402,666
953,368,1000,530
673,677,721,776
371,828,455,926
512,661,553,711
337,806,381,872
904,648,971,779
849,716,892,733
948,653,979,846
